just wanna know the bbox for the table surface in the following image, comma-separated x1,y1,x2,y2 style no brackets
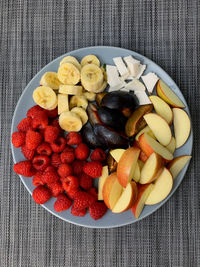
1,0,200,266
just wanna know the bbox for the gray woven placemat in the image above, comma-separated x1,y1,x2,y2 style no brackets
0,0,200,266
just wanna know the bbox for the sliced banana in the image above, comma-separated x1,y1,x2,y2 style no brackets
57,62,80,85
33,86,57,110
81,55,100,67
59,56,81,70
95,80,108,93
58,94,69,115
46,97,58,110
81,64,104,92
69,95,88,110
59,111,82,132
71,107,88,125
59,85,83,95
83,91,96,101
40,72,62,90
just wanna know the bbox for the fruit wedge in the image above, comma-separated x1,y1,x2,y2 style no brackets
166,137,176,154
98,166,109,200
110,149,125,162
167,155,192,179
135,125,155,141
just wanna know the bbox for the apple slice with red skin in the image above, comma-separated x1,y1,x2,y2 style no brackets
167,155,192,179
166,137,176,154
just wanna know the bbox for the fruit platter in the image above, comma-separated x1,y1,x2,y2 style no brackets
11,46,193,228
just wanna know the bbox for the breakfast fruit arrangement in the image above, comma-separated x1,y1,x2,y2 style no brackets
12,54,192,221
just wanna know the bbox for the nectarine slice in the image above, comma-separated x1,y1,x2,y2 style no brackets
167,155,192,179
98,166,109,200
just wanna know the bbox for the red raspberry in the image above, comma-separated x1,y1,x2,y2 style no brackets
62,176,79,192
32,112,48,129
87,187,98,202
90,148,107,162
60,151,75,164
71,205,86,217
66,132,82,145
48,181,64,197
14,160,35,177
63,146,74,153
25,130,42,150
36,142,52,156
75,143,90,160
79,173,93,190
73,191,95,210
89,202,107,220
50,137,66,153
54,193,72,212
46,107,58,118
57,163,73,178
42,166,59,184
83,161,102,178
32,155,50,171
66,188,80,200
51,153,61,168
21,145,35,160
72,160,86,176
32,171,45,186
44,126,59,143
17,117,33,132
51,119,62,134
27,105,44,118
12,131,26,148
32,185,51,204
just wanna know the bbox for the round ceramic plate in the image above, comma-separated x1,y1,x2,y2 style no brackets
11,46,193,228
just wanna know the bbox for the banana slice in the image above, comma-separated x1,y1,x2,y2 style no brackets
81,64,104,92
71,107,88,125
69,95,88,110
83,91,96,101
33,86,57,110
58,62,80,85
59,56,81,70
81,55,100,67
40,72,62,90
59,111,82,132
94,80,108,93
46,97,58,110
58,94,69,114
59,85,83,95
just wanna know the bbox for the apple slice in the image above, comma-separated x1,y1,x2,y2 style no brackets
166,137,176,154
167,155,192,179
156,80,185,108
102,172,123,209
131,183,154,218
135,125,155,141
110,149,125,162
98,166,109,200
143,113,172,146
138,159,144,169
149,95,173,124
145,168,173,205
133,162,140,182
117,147,140,187
173,108,191,148
112,182,138,213
139,133,173,161
139,153,163,184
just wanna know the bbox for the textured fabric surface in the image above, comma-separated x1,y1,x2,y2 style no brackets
0,0,200,266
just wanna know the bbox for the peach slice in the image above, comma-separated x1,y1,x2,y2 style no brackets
149,95,173,124
135,125,155,141
98,166,109,200
131,183,154,218
112,182,138,213
102,172,123,209
173,108,191,148
117,147,140,187
156,80,185,108
166,136,176,154
167,155,192,179
143,113,172,146
145,168,173,205
139,153,163,184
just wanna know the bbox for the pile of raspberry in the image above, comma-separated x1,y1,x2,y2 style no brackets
12,105,108,220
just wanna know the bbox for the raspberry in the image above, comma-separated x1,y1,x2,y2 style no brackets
14,160,35,177
83,161,102,178
57,163,73,178
32,171,45,186
62,176,79,192
46,107,58,118
51,153,61,168
89,202,107,220
12,131,26,148
54,193,72,212
63,146,74,153
21,145,35,160
73,191,95,210
90,148,106,162
42,166,59,184
72,160,86,176
60,151,75,164
66,132,82,145
75,143,90,160
17,117,33,132
50,137,66,153
32,112,48,129
87,187,98,202
44,126,59,143
32,155,50,171
27,105,44,118
36,142,52,156
79,173,93,190
66,188,80,200
25,130,42,150
71,205,86,217
32,185,51,204
51,119,62,134
48,181,64,197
